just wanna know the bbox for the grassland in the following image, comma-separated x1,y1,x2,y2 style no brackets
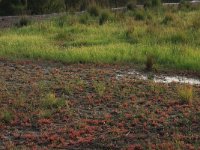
0,6,200,71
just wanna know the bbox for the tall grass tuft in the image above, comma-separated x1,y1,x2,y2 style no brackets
99,10,110,25
134,10,145,21
146,54,154,71
79,13,90,24
177,85,193,104
162,13,174,25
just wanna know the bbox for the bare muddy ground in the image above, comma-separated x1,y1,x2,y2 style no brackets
0,59,200,149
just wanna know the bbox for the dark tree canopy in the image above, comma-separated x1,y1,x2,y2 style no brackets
0,0,190,16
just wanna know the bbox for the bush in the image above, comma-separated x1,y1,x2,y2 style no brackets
99,10,110,25
134,11,145,21
88,5,100,17
144,0,161,8
0,0,27,16
144,0,152,8
152,0,161,7
16,17,31,27
179,0,192,10
127,1,137,11
28,0,66,14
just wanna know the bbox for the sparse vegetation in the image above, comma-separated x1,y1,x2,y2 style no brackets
41,93,67,109
0,61,199,149
93,81,106,97
1,110,13,123
177,85,193,104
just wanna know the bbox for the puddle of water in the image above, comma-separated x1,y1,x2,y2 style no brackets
116,70,200,86
153,75,200,85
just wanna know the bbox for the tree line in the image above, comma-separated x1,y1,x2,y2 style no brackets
0,0,187,16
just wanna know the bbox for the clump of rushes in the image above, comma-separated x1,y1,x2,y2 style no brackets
134,10,145,21
162,13,174,25
191,18,200,30
179,0,191,10
125,25,134,38
0,110,13,123
79,13,90,24
177,85,193,104
146,54,154,71
127,0,137,11
88,5,100,17
16,16,31,27
144,0,161,9
56,16,66,27
125,25,139,44
99,10,110,25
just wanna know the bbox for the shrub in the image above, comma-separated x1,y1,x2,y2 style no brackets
28,0,66,15
144,0,161,8
144,0,152,8
127,1,137,11
179,0,191,10
88,5,100,17
99,10,110,25
177,85,193,104
152,0,161,7
134,11,145,21
16,17,30,27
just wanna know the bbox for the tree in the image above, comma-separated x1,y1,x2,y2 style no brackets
0,0,27,15
27,0,65,14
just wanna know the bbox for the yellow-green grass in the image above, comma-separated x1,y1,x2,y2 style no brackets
0,8,200,71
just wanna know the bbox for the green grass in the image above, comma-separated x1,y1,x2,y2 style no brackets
0,8,200,71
